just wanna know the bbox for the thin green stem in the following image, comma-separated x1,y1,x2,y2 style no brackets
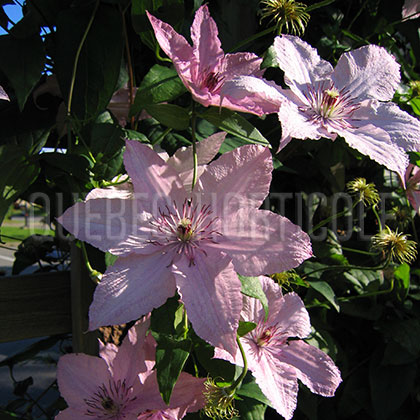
227,26,275,53
191,101,198,191
80,241,102,284
121,5,136,127
341,246,379,256
183,308,189,339
229,336,248,391
308,200,358,235
338,278,394,302
372,204,382,231
302,258,391,280
67,0,100,118
153,127,172,145
155,43,172,63
306,0,337,12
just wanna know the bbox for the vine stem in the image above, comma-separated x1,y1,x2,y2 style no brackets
229,336,248,392
191,101,198,191
121,5,136,127
308,200,358,235
67,0,100,118
302,258,391,280
80,241,101,284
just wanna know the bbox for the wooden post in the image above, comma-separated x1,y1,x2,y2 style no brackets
70,242,99,355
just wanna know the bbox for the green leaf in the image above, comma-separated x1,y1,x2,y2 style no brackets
151,295,183,336
90,122,125,180
131,0,184,51
393,263,410,301
145,103,190,130
235,397,267,420
0,33,44,110
237,321,256,337
236,373,273,408
308,280,339,312
105,252,118,267
238,275,269,320
199,108,270,147
130,64,187,115
0,145,40,232
55,3,123,123
151,332,192,405
409,97,420,115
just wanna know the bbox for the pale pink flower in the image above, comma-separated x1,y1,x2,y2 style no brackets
0,85,9,101
214,276,341,420
55,318,205,420
146,5,278,115
57,140,312,355
221,35,420,184
405,164,420,214
402,0,420,20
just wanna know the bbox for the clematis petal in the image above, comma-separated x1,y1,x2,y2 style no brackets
408,190,420,213
167,372,206,411
214,208,312,276
57,197,153,256
190,4,223,77
197,144,273,213
277,92,333,150
85,181,132,200
403,0,420,20
251,352,299,420
111,316,152,385
220,75,284,116
355,101,420,154
146,11,194,89
223,52,264,78
278,340,342,397
332,45,400,102
0,86,9,101
55,408,92,420
56,354,110,408
167,132,226,191
171,250,242,356
273,35,333,89
124,140,186,202
336,123,409,185
89,251,177,330
261,280,311,338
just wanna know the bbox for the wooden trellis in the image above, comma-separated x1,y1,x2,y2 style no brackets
0,243,98,355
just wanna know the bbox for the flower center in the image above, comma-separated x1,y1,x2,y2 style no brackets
250,322,286,349
302,82,360,130
201,70,225,93
150,199,221,265
84,379,135,419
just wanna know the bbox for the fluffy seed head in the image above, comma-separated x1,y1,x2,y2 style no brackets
347,178,380,206
371,226,417,264
259,0,310,35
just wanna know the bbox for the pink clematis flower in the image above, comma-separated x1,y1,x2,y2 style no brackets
55,318,205,420
0,85,9,101
146,5,278,115
221,35,420,184
405,164,420,214
403,0,420,20
57,140,312,355
214,276,342,420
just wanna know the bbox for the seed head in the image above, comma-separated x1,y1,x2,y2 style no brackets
347,178,380,206
203,378,237,420
259,0,310,36
371,226,417,264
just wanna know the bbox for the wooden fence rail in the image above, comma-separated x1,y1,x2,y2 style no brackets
0,242,98,355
